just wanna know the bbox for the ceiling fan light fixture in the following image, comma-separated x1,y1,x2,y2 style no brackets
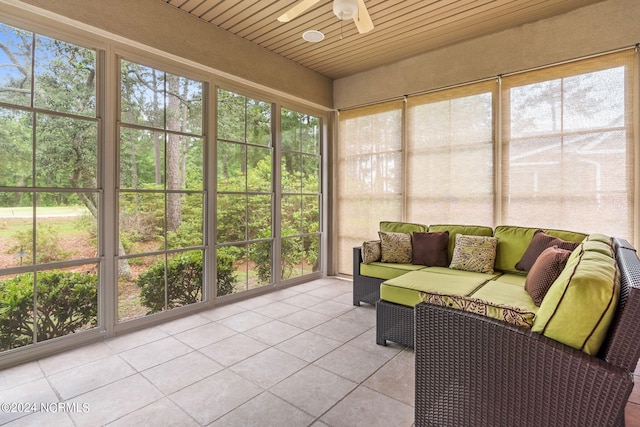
302,30,325,42
333,0,358,21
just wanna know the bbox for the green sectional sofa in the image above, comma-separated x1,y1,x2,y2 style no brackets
353,221,640,425
353,222,619,351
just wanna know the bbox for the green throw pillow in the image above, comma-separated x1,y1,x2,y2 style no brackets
379,221,427,234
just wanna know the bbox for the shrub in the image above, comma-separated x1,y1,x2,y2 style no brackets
0,271,98,350
136,251,236,313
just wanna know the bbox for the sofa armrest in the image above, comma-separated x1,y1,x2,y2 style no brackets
352,247,384,306
415,302,632,427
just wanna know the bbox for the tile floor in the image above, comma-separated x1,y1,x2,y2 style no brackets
0,276,638,426
0,278,413,426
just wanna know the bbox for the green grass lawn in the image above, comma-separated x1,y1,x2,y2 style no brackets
0,206,89,217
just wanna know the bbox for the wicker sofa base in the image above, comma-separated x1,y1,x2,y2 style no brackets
376,299,415,348
353,247,384,306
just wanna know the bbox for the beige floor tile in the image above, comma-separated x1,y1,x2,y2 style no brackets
169,369,262,425
173,321,237,349
243,320,305,346
232,294,274,310
311,317,371,343
321,386,414,427
38,342,113,376
275,331,343,363
0,378,58,425
230,347,307,388
364,351,415,406
314,344,390,383
211,391,315,427
0,361,43,391
627,402,640,427
280,293,329,309
156,313,212,335
270,364,357,417
336,305,377,328
279,308,332,330
199,334,269,367
48,355,135,400
260,287,302,301
217,311,273,333
252,300,302,319
142,351,223,394
199,303,246,322
119,336,192,371
308,300,355,318
4,408,74,426
103,326,169,353
107,398,198,427
347,328,405,359
67,374,163,427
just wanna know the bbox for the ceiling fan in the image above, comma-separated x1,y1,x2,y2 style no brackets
277,0,374,34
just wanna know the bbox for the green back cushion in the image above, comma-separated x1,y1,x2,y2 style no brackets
379,221,427,233
493,226,587,273
531,236,619,355
428,224,493,261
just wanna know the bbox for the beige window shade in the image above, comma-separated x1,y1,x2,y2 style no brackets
501,51,635,239
406,81,496,226
337,100,404,274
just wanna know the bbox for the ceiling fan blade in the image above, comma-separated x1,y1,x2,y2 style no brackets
353,0,374,33
277,0,322,23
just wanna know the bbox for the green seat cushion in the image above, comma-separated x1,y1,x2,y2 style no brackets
421,266,502,280
380,270,488,307
472,280,539,314
360,262,425,280
532,242,619,355
428,224,493,261
379,221,427,233
492,273,527,286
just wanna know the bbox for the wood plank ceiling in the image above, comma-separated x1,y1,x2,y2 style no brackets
163,0,602,80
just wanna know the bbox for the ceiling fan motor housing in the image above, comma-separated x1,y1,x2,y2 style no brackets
333,0,358,20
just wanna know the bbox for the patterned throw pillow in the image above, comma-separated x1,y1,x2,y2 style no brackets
378,231,412,263
515,229,580,272
525,245,572,306
420,292,535,328
449,234,498,274
361,240,381,264
411,231,449,267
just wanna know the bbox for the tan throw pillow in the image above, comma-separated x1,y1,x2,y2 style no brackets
361,240,381,264
449,234,498,274
378,231,412,263
515,229,580,272
411,231,449,267
525,245,572,306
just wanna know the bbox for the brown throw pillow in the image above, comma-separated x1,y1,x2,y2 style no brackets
515,229,580,272
525,245,572,306
411,231,449,267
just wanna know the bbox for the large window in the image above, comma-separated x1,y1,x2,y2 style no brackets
337,101,404,274
216,89,273,295
336,51,636,275
501,52,634,238
407,82,495,225
117,60,204,321
0,24,100,349
281,108,322,280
